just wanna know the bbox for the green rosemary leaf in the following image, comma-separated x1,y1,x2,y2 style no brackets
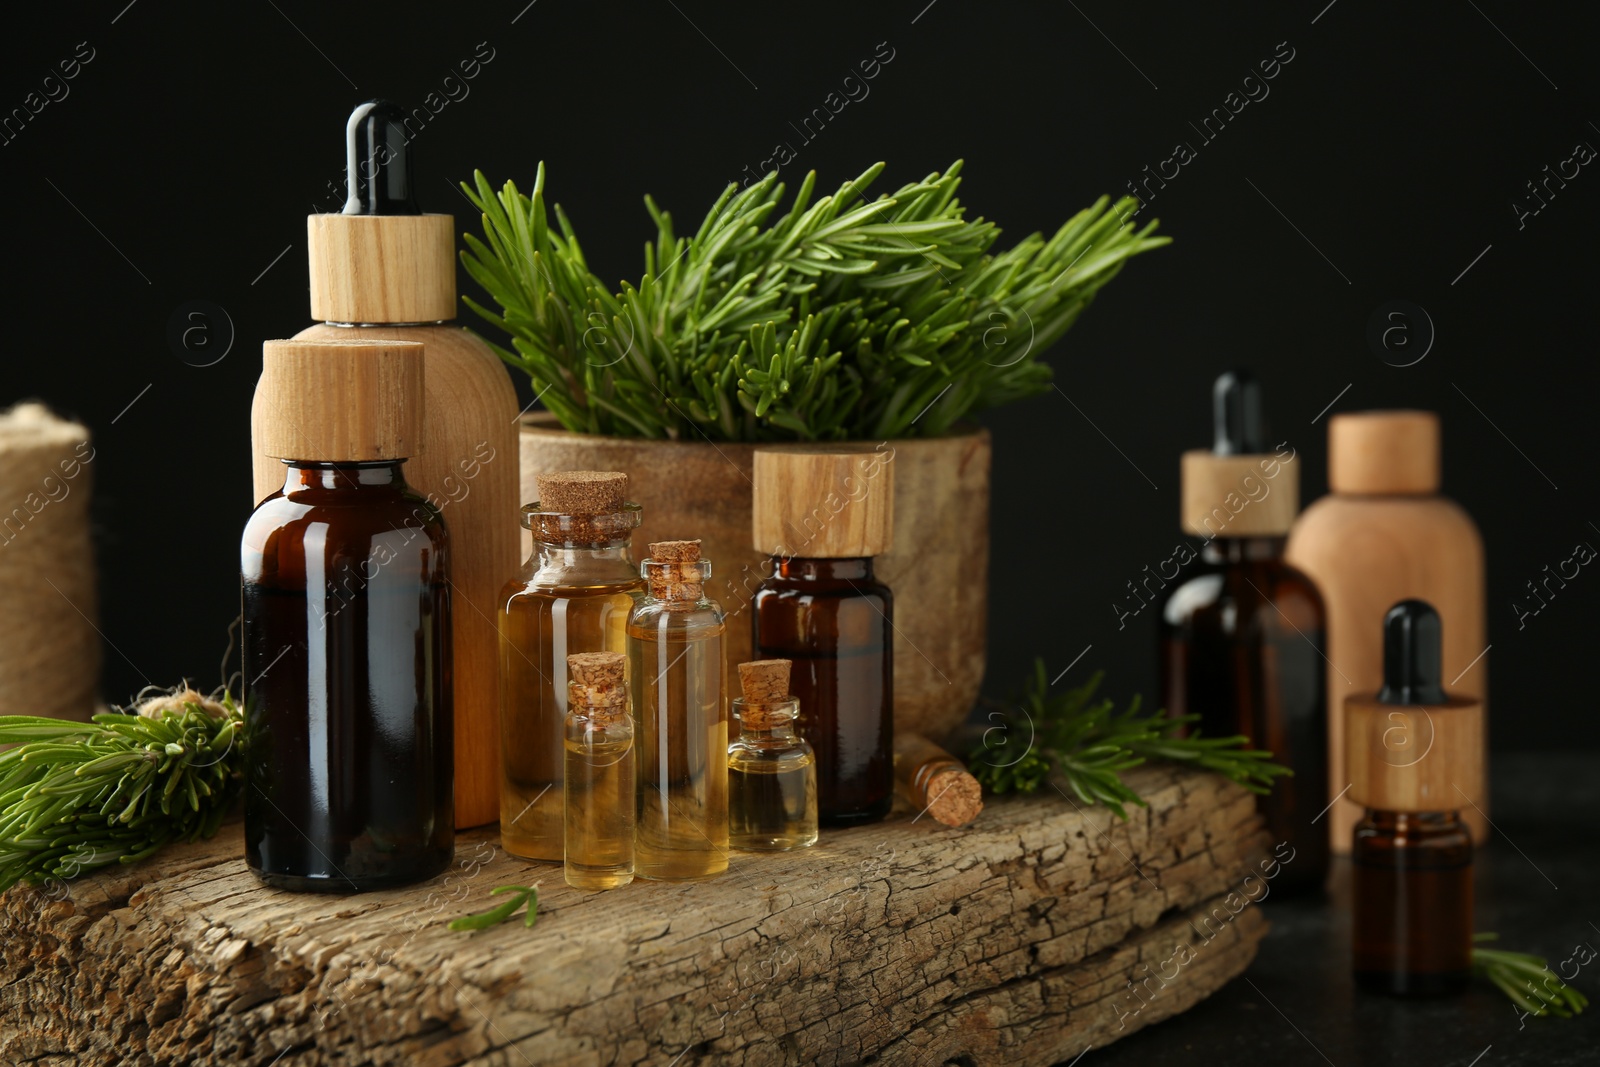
450,885,539,932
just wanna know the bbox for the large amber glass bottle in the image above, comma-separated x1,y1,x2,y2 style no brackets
499,472,643,861
1159,371,1329,894
627,540,729,881
751,449,896,827
243,339,453,892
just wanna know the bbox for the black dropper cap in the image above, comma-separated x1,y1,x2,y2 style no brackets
343,100,420,216
1212,370,1267,455
1377,599,1447,705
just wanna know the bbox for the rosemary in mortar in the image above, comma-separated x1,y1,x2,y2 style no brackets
970,661,1290,818
0,688,242,892
460,162,1169,441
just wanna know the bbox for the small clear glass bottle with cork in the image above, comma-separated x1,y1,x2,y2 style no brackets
751,448,895,826
499,471,644,862
1159,370,1329,894
893,733,984,828
563,651,635,890
728,659,818,851
242,338,453,891
628,539,729,881
1347,599,1481,996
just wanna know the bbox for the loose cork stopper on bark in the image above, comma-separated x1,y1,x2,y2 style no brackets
255,339,425,462
1328,411,1440,496
567,652,626,723
894,732,984,828
1180,450,1300,537
646,540,707,601
752,448,895,558
1345,693,1484,814
307,213,457,324
738,659,791,704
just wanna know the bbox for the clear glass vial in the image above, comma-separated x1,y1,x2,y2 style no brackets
563,652,635,890
628,540,729,881
498,472,643,862
728,659,818,851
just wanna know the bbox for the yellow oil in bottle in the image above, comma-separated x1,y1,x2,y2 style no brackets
728,756,817,851
628,622,729,880
499,578,637,860
564,727,635,890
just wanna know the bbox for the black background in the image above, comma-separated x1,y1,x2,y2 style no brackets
3,1,1596,752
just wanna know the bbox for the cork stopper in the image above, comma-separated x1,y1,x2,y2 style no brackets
752,448,894,558
1328,411,1440,495
644,540,707,602
255,339,425,462
735,659,795,730
567,651,626,724
894,732,984,828
525,470,639,545
538,470,628,514
738,659,791,704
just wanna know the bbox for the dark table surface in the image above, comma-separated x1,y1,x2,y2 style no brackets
1080,754,1598,1067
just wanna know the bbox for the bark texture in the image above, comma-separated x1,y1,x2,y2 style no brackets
1,766,1273,1066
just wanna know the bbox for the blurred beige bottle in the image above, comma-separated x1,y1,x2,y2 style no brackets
248,101,519,829
1285,411,1487,851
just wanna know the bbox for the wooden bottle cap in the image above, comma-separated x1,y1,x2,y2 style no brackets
1345,693,1485,814
737,659,791,704
537,471,629,514
255,339,425,462
1179,451,1300,537
751,448,894,558
307,213,457,324
567,651,626,708
1328,411,1440,495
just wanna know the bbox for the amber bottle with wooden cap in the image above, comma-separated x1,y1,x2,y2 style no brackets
500,471,644,861
1159,371,1329,894
1348,599,1481,996
751,448,895,826
564,652,635,890
728,659,818,851
243,339,453,891
1286,410,1488,851
249,100,519,830
894,733,984,828
628,540,729,880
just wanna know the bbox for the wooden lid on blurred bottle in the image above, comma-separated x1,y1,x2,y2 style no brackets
1345,599,1485,814
255,339,425,462
751,448,894,558
1329,411,1440,495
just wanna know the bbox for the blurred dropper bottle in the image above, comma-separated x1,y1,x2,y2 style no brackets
248,101,519,830
1159,371,1330,894
1348,599,1480,996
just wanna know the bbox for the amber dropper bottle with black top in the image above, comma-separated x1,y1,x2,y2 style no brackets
1348,599,1481,996
1159,371,1329,894
499,471,643,862
242,339,453,892
751,448,895,826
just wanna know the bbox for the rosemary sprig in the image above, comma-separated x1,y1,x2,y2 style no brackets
1474,933,1589,1019
970,660,1291,818
450,885,540,932
0,693,243,892
460,162,1168,441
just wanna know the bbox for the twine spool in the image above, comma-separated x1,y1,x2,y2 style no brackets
0,403,100,720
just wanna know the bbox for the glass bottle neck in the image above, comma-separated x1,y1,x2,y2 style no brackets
1363,810,1463,832
536,542,635,568
279,460,409,493
771,556,874,581
738,721,800,743
1200,536,1286,564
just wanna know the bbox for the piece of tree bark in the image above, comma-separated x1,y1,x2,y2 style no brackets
0,765,1274,1066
